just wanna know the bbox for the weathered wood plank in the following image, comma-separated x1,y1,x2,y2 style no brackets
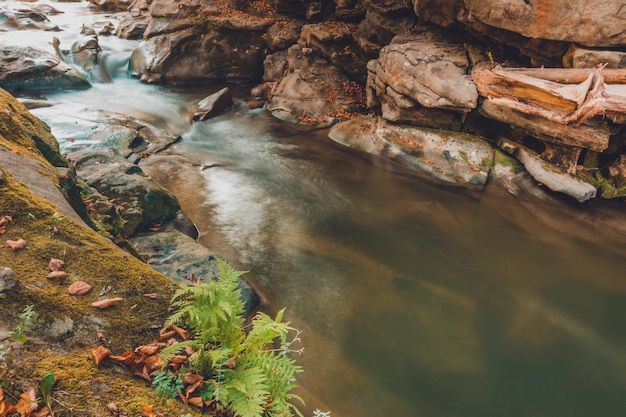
481,99,610,152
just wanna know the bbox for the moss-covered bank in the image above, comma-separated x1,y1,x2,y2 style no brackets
0,88,206,416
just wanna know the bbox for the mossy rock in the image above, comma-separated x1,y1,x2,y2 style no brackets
0,172,204,416
0,88,67,167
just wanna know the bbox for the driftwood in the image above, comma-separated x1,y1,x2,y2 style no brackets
480,99,610,152
471,64,626,125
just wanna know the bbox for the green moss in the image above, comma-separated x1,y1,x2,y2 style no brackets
0,172,193,415
0,89,67,167
481,156,494,169
576,171,626,199
493,149,522,172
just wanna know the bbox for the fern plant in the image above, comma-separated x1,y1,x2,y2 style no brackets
160,258,304,417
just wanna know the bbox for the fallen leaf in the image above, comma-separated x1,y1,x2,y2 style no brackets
91,298,123,309
170,324,189,341
15,388,37,416
166,355,187,371
134,344,160,356
68,281,92,295
10,146,19,153
142,405,155,417
156,330,176,342
186,396,203,407
108,351,133,365
143,354,163,372
46,271,68,280
0,388,17,417
5,238,27,251
92,346,112,366
48,258,64,271
143,293,157,299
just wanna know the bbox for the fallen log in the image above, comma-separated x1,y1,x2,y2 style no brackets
472,65,626,125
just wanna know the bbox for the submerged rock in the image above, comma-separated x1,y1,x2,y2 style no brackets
329,115,493,190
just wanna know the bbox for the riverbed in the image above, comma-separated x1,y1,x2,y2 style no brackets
19,2,626,416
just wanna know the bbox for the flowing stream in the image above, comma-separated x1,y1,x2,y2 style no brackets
16,3,626,416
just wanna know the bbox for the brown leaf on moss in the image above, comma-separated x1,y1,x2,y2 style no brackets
142,354,163,372
48,258,64,271
5,238,27,251
108,351,134,365
46,271,68,280
134,343,160,356
0,216,13,235
143,293,157,299
91,298,123,309
131,365,151,381
15,388,37,416
156,330,176,342
0,388,17,417
186,396,204,408
169,324,189,341
166,355,188,372
68,281,92,295
92,345,112,366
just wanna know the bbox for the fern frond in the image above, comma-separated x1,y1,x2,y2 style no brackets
244,311,291,354
160,340,197,366
222,366,269,417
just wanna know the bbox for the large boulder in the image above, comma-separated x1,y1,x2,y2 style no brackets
0,41,90,93
266,44,366,126
129,0,272,84
413,0,626,63
67,150,181,235
367,31,477,126
329,115,494,190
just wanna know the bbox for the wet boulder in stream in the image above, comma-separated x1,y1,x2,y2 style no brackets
67,150,181,235
0,42,90,93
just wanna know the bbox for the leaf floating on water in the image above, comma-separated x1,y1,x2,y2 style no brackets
48,258,64,271
67,281,92,295
91,345,111,366
5,238,27,251
91,298,123,309
46,271,68,280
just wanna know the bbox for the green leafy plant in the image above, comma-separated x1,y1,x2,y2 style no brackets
152,369,185,400
0,305,39,388
12,304,39,343
40,373,55,414
159,258,304,417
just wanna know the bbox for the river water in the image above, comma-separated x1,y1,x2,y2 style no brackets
16,2,626,416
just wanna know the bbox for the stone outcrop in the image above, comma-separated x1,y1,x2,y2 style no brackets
0,42,90,93
67,150,181,235
329,115,493,190
129,0,272,84
266,44,366,126
189,87,235,122
367,32,478,121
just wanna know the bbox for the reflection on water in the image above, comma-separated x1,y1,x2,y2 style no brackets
24,3,626,416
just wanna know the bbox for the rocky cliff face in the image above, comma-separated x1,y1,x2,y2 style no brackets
5,0,626,203
101,0,626,202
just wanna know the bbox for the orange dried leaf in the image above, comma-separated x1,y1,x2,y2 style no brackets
0,388,17,416
143,405,156,417
170,324,189,340
48,258,64,271
68,281,92,295
5,238,27,251
92,345,112,366
91,298,123,309
46,271,68,280
134,344,160,356
10,147,19,153
156,330,176,341
108,351,134,365
0,226,5,235
186,396,204,408
15,388,37,416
